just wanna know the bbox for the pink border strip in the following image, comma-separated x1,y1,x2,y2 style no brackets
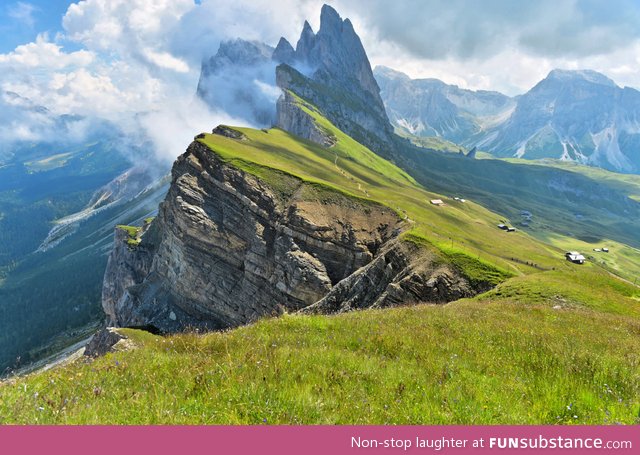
0,425,638,454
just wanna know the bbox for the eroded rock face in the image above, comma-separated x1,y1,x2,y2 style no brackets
302,239,482,314
276,91,336,147
102,225,157,326
102,139,401,332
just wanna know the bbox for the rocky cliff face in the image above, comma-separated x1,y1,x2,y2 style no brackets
102,222,158,327
303,239,483,314
102,132,403,332
102,128,491,333
276,91,336,147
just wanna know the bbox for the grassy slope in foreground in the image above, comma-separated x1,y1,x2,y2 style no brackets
1,106,639,424
0,303,638,424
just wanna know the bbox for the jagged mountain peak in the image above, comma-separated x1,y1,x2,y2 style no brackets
302,19,314,33
317,4,357,36
275,37,294,49
273,37,295,63
278,4,381,102
320,4,341,26
275,5,394,155
296,20,316,56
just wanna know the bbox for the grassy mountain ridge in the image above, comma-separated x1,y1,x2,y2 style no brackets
199,125,552,278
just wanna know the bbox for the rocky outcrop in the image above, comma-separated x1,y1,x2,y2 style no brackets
211,125,247,140
276,91,336,147
102,222,158,326
303,239,480,314
102,136,402,333
84,328,130,358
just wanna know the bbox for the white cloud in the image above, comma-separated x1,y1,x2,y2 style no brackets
143,49,190,73
0,34,94,69
0,0,253,160
329,0,640,94
137,97,245,164
62,0,194,56
0,46,163,122
369,41,640,96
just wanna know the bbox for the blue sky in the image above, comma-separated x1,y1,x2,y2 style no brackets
0,1,71,53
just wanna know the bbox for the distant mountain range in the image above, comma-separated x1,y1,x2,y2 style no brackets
375,67,640,173
374,66,515,144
